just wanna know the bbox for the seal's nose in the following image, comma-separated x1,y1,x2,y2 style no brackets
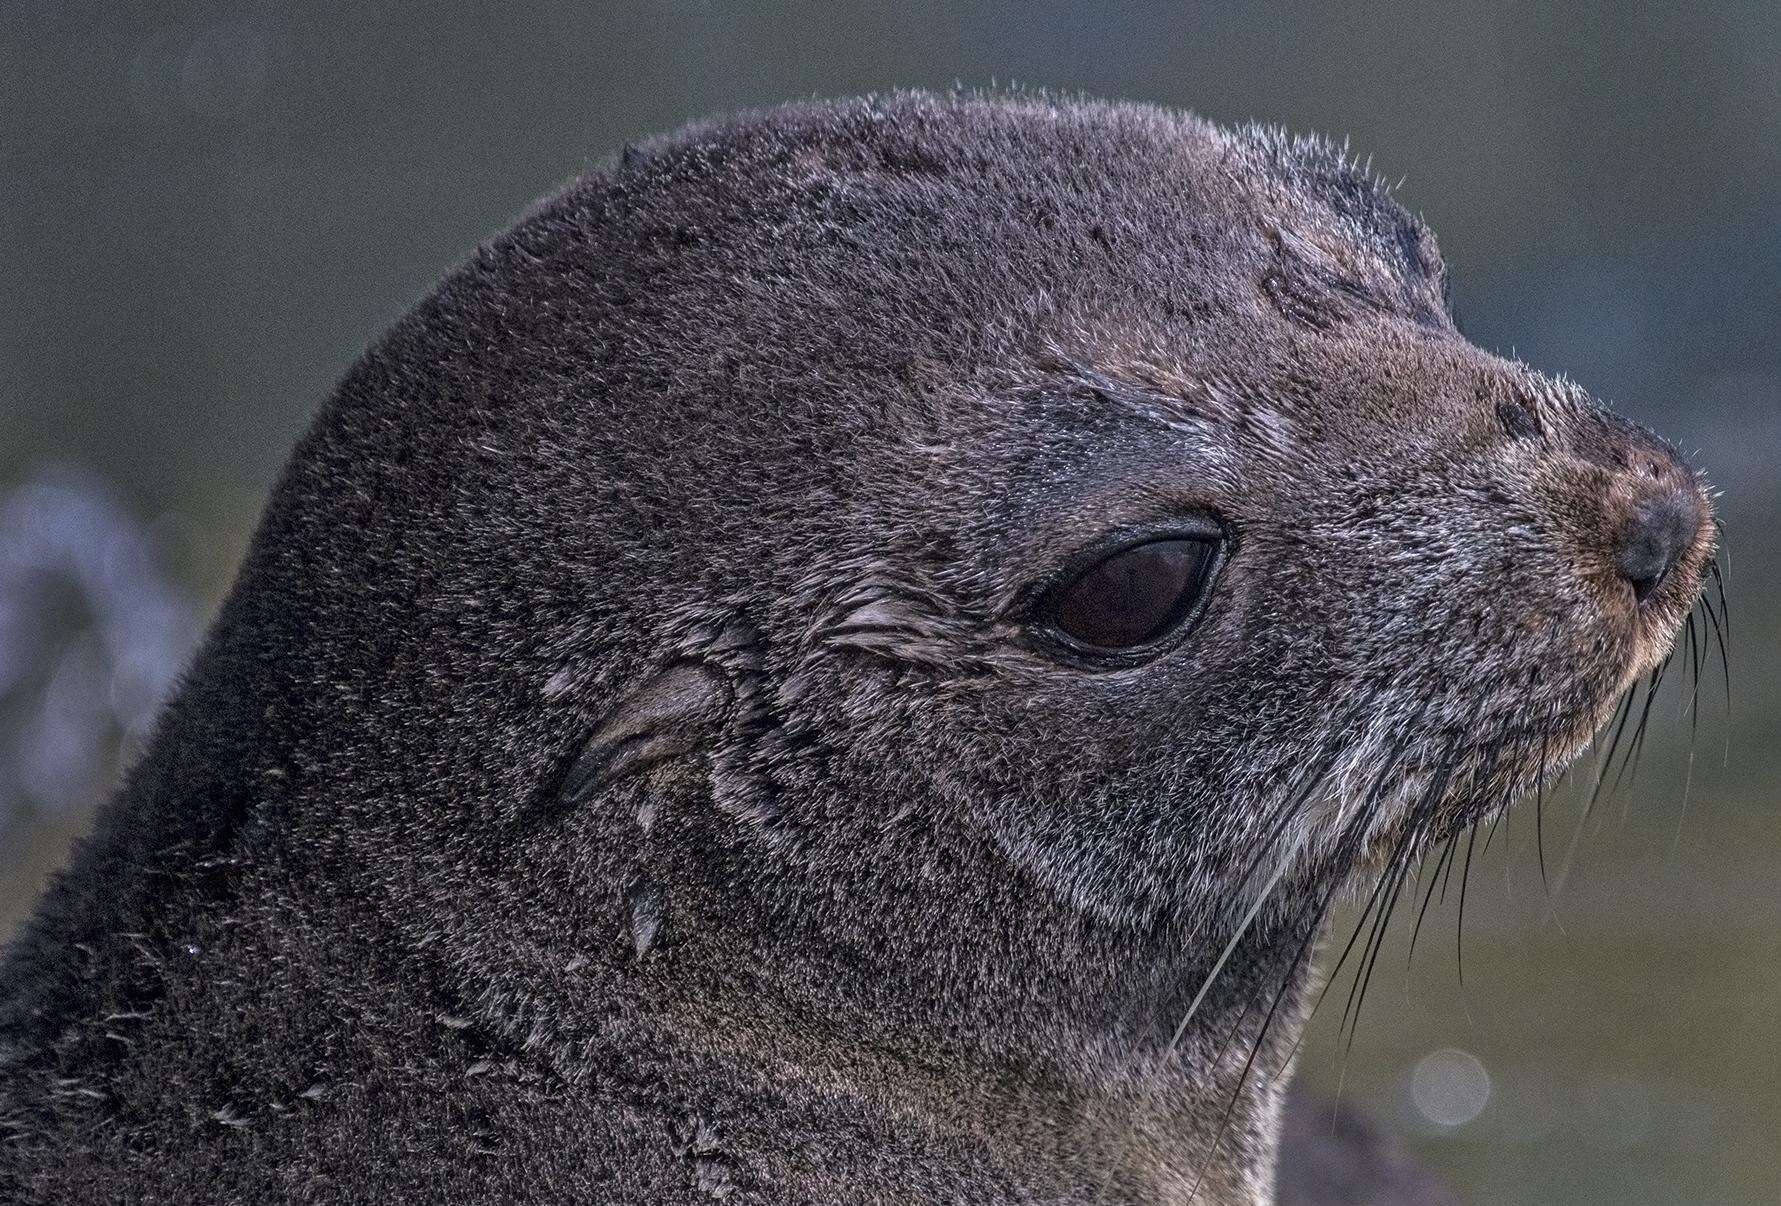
1616,486,1703,603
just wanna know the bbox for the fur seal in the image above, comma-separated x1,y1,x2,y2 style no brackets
0,91,1715,1204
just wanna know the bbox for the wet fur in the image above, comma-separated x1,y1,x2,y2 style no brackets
0,92,1712,1203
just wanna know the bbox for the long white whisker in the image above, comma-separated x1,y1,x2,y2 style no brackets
1164,828,1308,1062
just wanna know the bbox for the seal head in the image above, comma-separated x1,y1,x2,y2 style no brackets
0,92,1715,1204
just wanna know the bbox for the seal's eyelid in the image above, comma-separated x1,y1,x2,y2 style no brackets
1033,532,1225,659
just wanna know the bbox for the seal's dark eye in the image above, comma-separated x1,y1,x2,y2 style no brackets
1044,537,1221,652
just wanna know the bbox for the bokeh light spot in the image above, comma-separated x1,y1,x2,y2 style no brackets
1411,1047,1492,1128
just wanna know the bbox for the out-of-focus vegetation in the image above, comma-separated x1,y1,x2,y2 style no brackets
2,4,1775,1202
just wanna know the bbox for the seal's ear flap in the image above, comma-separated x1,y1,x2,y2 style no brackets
555,663,731,811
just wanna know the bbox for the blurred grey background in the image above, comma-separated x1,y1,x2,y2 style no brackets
2,3,1776,1202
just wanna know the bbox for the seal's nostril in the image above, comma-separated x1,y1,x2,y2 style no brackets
1615,489,1700,603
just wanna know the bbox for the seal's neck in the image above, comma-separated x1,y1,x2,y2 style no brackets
429,765,1322,1201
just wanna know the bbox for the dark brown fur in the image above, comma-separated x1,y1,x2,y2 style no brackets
0,91,1712,1204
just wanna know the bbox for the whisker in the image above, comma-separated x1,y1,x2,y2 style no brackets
1479,792,1506,858
1407,833,1457,968
1154,827,1308,1080
1545,737,1604,920
1179,807,1380,1205
1534,723,1553,897
1087,711,1369,1205
1309,754,1431,1028
1672,607,1703,856
1225,711,1364,908
1455,823,1479,1028
1343,830,1422,1047
1585,687,1638,818
1613,659,1669,800
1708,554,1730,652
1315,867,1392,1039
1337,745,1461,1042
1180,905,1325,1206
1702,558,1731,709
1704,558,1733,769
1438,808,1462,904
